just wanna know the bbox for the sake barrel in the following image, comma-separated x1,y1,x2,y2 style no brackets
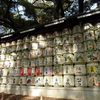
46,33,53,39
44,57,53,66
84,40,96,51
54,46,66,55
87,63,98,74
54,55,64,65
30,60,35,67
83,30,95,41
16,60,22,68
74,64,86,75
35,67,43,76
1,77,7,84
23,42,30,50
63,53,74,64
23,37,30,43
7,77,13,85
16,52,22,60
12,77,19,84
1,43,6,48
62,34,73,44
54,36,62,45
87,75,97,87
63,75,74,87
1,48,6,54
38,40,47,48
63,65,74,75
0,61,4,68
13,68,20,76
44,67,52,76
75,75,87,87
74,52,85,64
43,47,53,56
95,30,100,41
26,77,35,85
53,31,62,37
34,76,44,86
44,76,52,86
53,75,63,87
22,50,30,59
53,66,63,75
63,43,73,53
73,43,84,53
72,25,81,34
16,44,23,51
2,68,8,76
38,58,44,66
95,75,100,87
17,39,23,45
83,23,94,30
46,38,53,47
4,61,10,68
37,35,45,41
62,28,70,35
22,59,30,67
19,77,26,85
85,50,99,62
96,41,100,50
30,36,36,42
31,42,38,50
73,33,83,43
0,69,3,76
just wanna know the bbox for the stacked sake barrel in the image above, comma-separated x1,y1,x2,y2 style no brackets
83,23,100,87
0,22,100,88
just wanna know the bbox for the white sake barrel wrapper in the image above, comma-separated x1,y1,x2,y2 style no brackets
74,64,86,75
44,67,52,76
53,75,63,87
44,76,53,86
35,76,44,86
63,75,74,87
0,61,4,68
19,77,27,85
12,77,19,84
75,75,87,87
2,68,8,76
63,65,74,75
87,75,99,87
